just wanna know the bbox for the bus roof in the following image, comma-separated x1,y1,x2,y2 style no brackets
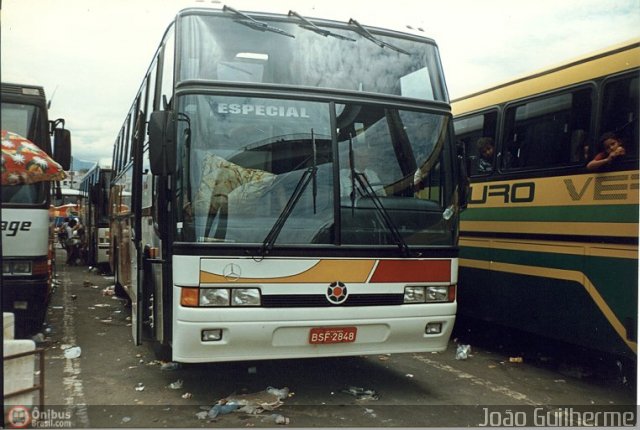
175,6,438,44
1,82,46,98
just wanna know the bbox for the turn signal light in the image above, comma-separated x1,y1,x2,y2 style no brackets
180,288,199,307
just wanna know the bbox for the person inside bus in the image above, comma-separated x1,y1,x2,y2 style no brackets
586,132,626,171
476,137,495,173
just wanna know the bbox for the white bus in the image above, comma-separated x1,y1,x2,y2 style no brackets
79,159,112,268
109,6,466,362
1,82,71,338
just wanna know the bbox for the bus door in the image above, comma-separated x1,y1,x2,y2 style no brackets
134,174,171,353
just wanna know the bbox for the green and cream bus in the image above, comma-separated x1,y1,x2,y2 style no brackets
453,39,639,362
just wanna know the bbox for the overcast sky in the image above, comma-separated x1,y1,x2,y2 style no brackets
2,0,639,164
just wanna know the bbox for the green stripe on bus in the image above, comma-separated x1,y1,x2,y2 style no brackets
461,204,638,223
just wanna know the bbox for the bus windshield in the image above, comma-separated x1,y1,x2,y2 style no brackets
177,95,452,246
1,102,44,143
1,102,48,205
1,183,47,205
178,13,447,101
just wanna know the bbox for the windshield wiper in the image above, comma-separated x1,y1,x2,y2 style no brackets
288,11,356,41
353,173,410,256
223,6,295,38
311,129,318,213
347,19,410,55
259,130,318,256
259,168,314,256
177,112,192,209
347,136,410,256
348,136,357,215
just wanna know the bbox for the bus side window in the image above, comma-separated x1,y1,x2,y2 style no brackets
570,128,588,162
503,88,592,170
160,28,175,111
453,110,497,176
601,73,639,160
520,118,565,168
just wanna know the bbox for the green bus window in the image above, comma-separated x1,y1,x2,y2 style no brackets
503,88,592,170
601,73,639,160
453,111,497,176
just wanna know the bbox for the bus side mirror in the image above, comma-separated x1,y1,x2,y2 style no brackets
53,128,71,170
149,110,176,176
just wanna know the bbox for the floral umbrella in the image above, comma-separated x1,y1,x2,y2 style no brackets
1,129,67,185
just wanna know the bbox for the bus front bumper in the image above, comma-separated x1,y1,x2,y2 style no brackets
171,304,456,363
1,276,51,338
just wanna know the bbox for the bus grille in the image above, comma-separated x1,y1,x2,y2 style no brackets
261,294,403,307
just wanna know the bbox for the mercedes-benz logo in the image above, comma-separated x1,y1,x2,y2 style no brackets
222,263,241,281
326,281,348,305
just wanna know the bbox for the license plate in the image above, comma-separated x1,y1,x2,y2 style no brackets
309,327,357,344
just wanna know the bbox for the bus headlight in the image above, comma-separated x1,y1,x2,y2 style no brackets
2,260,33,276
13,261,32,275
196,288,262,307
231,288,261,306
425,286,449,302
404,286,452,303
404,286,426,303
200,288,230,306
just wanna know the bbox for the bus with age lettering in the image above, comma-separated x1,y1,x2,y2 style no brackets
1,82,71,337
109,6,466,362
452,39,639,363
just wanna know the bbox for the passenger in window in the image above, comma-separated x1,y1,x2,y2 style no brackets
476,137,495,173
586,132,626,171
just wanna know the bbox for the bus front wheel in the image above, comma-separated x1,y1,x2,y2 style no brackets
112,242,127,299
153,341,173,362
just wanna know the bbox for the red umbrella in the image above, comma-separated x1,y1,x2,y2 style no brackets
1,129,67,185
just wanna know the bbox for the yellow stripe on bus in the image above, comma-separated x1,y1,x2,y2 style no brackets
460,258,637,354
466,172,639,209
460,237,638,260
200,259,376,283
461,221,637,238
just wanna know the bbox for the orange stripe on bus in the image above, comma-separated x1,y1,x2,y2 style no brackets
200,259,376,284
369,260,451,283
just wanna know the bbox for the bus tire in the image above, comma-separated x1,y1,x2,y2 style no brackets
112,243,127,299
153,342,173,362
